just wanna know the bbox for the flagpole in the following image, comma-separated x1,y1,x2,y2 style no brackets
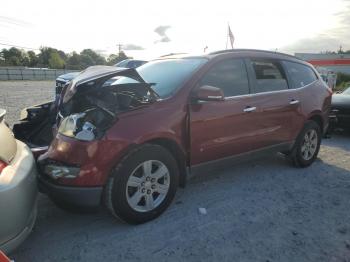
226,24,228,49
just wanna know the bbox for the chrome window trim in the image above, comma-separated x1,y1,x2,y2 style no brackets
223,79,319,101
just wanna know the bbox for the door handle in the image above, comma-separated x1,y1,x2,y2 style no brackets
243,106,257,113
289,99,300,105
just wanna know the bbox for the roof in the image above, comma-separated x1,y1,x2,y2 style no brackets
156,49,303,62
208,49,301,60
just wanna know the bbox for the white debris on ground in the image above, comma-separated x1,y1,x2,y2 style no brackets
198,207,207,215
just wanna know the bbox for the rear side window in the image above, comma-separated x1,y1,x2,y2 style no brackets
284,61,318,88
250,59,288,93
127,60,145,68
199,59,249,97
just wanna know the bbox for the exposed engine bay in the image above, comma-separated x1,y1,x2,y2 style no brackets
13,66,159,146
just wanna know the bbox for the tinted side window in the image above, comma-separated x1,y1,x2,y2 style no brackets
134,60,146,67
115,60,129,67
250,59,288,93
127,61,137,68
200,59,249,97
284,61,318,88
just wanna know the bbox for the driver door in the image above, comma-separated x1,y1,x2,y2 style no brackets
190,58,262,165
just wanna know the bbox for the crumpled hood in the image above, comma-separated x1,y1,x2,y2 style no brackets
63,66,147,103
57,72,80,82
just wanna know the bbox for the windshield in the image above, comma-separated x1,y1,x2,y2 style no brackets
112,58,207,98
343,87,350,95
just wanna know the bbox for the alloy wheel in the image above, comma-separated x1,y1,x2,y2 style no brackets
126,160,170,212
301,129,318,161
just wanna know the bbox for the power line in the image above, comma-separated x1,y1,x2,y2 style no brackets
0,42,39,51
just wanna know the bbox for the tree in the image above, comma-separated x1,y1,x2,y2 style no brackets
66,52,81,70
27,51,38,67
48,52,65,69
79,49,106,68
1,47,27,66
38,47,67,68
107,51,128,65
0,46,132,69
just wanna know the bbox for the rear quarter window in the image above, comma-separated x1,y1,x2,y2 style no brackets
283,61,318,88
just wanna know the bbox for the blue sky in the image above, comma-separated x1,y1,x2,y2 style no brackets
1,0,349,59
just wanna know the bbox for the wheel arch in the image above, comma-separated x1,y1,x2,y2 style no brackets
145,138,188,188
308,113,323,132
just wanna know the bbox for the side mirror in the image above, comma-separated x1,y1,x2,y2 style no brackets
192,85,225,103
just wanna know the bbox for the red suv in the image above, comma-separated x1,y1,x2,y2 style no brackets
38,49,332,224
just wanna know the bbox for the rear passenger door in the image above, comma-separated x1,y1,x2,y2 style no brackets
245,58,303,149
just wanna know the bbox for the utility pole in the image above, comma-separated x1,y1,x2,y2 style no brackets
339,45,343,54
117,43,123,55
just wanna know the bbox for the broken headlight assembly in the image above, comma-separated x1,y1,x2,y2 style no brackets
58,108,115,141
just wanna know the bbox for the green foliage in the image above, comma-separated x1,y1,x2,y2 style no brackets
66,52,81,70
79,49,106,68
107,51,128,65
336,72,350,90
0,46,132,70
336,72,350,85
27,51,38,67
48,52,65,69
1,47,28,66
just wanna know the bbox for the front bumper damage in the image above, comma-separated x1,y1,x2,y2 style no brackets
32,66,158,208
13,66,157,149
37,173,103,208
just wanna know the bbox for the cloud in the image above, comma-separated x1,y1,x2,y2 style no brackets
282,36,344,53
123,44,145,50
154,25,171,43
94,49,108,55
0,16,32,28
281,1,350,53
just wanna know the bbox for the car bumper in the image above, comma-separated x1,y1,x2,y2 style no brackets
37,174,103,208
335,114,350,129
37,134,126,186
0,141,38,254
0,203,37,255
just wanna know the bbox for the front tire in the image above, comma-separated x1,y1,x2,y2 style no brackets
288,120,321,168
104,144,179,224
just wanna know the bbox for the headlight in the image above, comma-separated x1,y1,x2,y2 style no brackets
58,108,115,141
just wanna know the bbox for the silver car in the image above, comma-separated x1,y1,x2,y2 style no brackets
0,109,37,254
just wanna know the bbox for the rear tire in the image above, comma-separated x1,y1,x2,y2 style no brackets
288,120,321,168
104,144,179,224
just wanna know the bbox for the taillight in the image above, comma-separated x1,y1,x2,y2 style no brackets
0,160,7,173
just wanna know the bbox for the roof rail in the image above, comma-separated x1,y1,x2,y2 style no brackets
209,49,300,60
159,52,188,57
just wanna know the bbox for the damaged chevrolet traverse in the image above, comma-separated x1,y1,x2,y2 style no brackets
35,50,331,224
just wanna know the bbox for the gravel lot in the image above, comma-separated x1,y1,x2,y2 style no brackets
1,81,350,262
0,81,54,127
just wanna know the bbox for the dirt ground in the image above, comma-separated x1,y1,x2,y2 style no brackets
1,81,350,262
